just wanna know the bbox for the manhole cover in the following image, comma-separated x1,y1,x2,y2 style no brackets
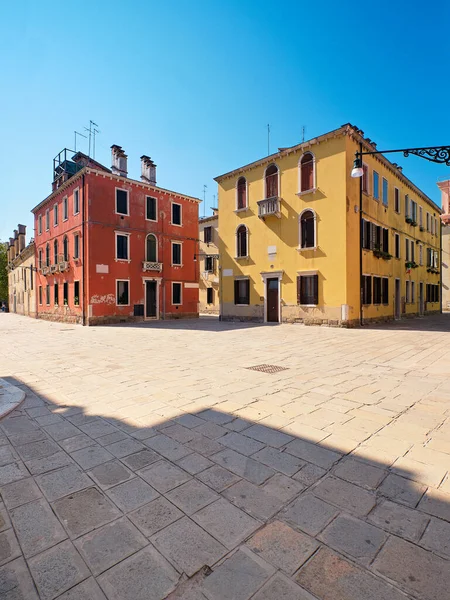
246,364,289,374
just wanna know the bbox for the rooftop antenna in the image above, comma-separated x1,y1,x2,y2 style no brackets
302,126,306,143
92,123,100,159
267,124,270,156
74,131,87,152
203,184,207,218
84,120,99,158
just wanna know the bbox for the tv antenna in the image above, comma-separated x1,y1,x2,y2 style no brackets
74,131,87,152
84,120,99,158
202,184,208,218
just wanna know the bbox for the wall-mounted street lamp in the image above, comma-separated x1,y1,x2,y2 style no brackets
352,143,450,325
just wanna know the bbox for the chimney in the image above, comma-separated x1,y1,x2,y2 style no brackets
18,224,26,253
111,145,128,177
8,238,14,263
13,230,19,257
140,155,157,186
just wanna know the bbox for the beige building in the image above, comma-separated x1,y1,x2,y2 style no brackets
7,225,36,317
439,179,450,311
198,210,220,313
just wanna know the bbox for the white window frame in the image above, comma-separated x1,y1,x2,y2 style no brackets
394,233,400,259
394,187,400,213
73,187,80,215
115,231,131,262
116,279,130,306
172,281,183,305
373,171,379,201
298,152,316,195
235,177,248,212
171,241,182,266
38,214,42,235
171,202,182,226
298,208,317,251
73,233,80,259
115,187,129,216
63,197,68,221
145,196,158,222
145,233,158,262
382,177,388,207
45,209,50,231
235,224,249,259
264,163,280,199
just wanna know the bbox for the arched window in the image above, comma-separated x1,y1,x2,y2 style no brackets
237,177,247,210
300,210,316,249
236,225,248,258
63,236,69,261
54,239,58,265
146,234,157,262
300,152,315,192
45,244,50,267
265,164,279,198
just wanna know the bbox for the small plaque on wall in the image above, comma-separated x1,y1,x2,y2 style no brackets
223,269,233,277
96,264,109,274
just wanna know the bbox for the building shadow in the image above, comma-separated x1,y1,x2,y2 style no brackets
0,377,449,600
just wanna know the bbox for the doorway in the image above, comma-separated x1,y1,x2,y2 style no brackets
394,279,401,320
145,281,158,319
266,278,279,323
419,282,424,316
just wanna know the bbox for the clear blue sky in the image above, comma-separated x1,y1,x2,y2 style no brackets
1,0,449,242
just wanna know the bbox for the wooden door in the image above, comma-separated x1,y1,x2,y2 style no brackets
266,278,279,323
145,281,157,318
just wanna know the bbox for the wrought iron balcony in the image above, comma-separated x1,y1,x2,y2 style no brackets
142,261,163,272
257,197,281,219
41,266,49,276
58,261,69,273
50,265,58,274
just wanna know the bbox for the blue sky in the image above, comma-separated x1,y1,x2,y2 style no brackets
1,0,449,241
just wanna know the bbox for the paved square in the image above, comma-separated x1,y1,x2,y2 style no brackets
1,313,450,599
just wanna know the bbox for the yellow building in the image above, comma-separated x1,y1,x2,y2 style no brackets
198,210,220,314
438,179,450,311
7,225,37,317
215,123,441,326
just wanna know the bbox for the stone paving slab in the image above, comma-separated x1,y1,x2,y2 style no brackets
1,314,450,599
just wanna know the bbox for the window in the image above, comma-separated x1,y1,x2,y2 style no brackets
434,217,438,236
116,233,129,260
46,243,50,267
53,240,58,265
115,189,128,215
24,270,27,291
411,242,415,263
434,250,439,269
54,204,59,226
236,225,248,258
38,215,42,235
375,225,382,250
63,282,68,305
411,281,415,304
427,284,439,303
204,227,212,243
45,209,50,231
38,249,43,269
394,188,400,213
362,219,372,250
63,197,68,221
171,203,182,225
39,286,42,305
234,278,250,305
205,256,214,272
74,281,80,305
30,267,33,291
300,210,316,249
405,195,410,218
362,164,369,194
297,274,318,305
46,285,50,305
54,283,59,305
74,188,80,215
373,171,379,200
73,234,79,259
265,164,278,198
382,228,389,253
419,244,423,266
382,278,389,305
116,280,129,305
172,282,182,305
431,216,435,235
406,281,411,303
63,236,69,261
172,242,182,265
426,248,432,267
405,239,410,261
419,206,423,228
362,275,372,304
146,196,157,221
426,212,430,231
373,277,382,304
207,288,214,304
300,153,314,192
146,234,157,262
411,201,417,223
382,178,388,207
237,177,247,210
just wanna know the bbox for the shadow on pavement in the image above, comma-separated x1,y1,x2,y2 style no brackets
0,377,449,600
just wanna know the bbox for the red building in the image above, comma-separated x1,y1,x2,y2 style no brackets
32,146,200,325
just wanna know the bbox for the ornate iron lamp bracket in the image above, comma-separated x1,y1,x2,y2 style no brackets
402,147,450,166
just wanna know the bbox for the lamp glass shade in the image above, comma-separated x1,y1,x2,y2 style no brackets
351,166,364,178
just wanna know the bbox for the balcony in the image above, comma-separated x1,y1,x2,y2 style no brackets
257,197,281,220
142,261,162,272
41,266,49,276
58,261,69,273
50,264,58,274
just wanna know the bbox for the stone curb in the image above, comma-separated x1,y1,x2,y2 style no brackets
0,378,26,420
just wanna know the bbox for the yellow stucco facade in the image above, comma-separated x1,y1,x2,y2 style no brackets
199,211,220,313
216,124,441,326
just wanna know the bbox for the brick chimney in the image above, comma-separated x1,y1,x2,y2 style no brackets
140,156,157,186
13,230,19,257
111,145,128,177
18,224,26,253
8,238,14,263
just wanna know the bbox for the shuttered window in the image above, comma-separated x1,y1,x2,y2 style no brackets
362,276,372,305
265,165,278,198
234,279,249,305
300,153,314,192
297,274,318,305
382,278,389,305
373,277,382,304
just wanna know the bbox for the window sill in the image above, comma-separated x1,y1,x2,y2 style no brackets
296,188,317,196
172,264,183,267
234,208,248,214
74,211,80,216
297,246,318,252
235,256,249,260
171,223,183,227
145,218,158,223
115,258,131,263
234,303,249,306
298,304,318,307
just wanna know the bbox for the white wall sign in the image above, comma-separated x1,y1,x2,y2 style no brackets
185,283,199,289
223,269,233,277
96,264,109,274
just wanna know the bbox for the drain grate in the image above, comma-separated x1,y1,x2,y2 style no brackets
246,364,289,374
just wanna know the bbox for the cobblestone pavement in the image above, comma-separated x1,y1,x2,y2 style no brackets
1,313,450,600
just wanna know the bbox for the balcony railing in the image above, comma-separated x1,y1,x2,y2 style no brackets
58,261,69,273
50,264,58,274
142,261,162,272
257,197,281,219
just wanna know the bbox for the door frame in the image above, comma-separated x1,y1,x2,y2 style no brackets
394,278,401,320
143,277,161,320
261,271,283,324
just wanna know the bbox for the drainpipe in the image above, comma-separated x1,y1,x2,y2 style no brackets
359,142,364,326
82,172,86,326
